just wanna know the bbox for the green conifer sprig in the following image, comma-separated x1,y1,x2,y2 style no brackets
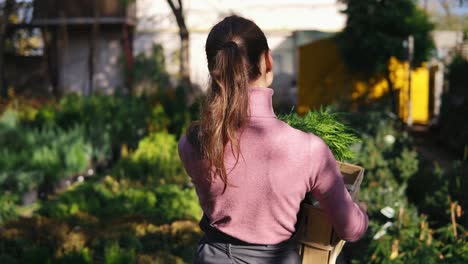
278,108,359,161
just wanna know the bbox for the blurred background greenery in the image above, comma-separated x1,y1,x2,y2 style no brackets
0,0,467,263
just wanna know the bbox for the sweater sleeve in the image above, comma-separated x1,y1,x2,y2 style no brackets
177,135,188,164
308,137,368,242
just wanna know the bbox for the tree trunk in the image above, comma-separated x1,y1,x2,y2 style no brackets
384,69,398,116
88,1,100,95
43,28,61,97
167,0,191,91
0,0,15,97
180,27,190,89
59,11,69,94
122,24,134,95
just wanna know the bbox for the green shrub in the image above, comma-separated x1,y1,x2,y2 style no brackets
0,254,17,264
154,184,202,224
20,245,52,264
0,194,18,225
38,176,201,224
39,177,154,219
0,110,92,197
342,110,468,263
132,44,170,96
408,160,468,228
104,242,135,264
155,85,200,138
0,215,201,264
56,248,92,264
438,54,468,157
115,132,188,185
22,94,171,163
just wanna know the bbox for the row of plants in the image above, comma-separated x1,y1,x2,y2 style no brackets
0,128,203,263
438,54,468,158
0,110,92,223
342,110,467,263
280,102,466,262
0,215,201,264
1,90,466,263
0,84,197,210
0,44,202,262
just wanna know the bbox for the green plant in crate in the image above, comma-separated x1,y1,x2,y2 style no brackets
278,108,359,161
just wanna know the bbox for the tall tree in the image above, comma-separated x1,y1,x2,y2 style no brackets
0,0,15,97
337,0,434,114
166,0,191,90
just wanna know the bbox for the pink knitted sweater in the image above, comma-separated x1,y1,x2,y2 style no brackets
178,87,368,244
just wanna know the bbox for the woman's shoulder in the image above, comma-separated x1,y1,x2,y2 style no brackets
178,133,203,161
178,134,195,162
274,118,327,147
177,134,188,161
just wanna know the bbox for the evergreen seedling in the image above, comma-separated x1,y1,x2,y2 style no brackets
278,108,359,161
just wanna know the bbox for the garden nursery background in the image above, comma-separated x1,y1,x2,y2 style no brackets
0,0,467,263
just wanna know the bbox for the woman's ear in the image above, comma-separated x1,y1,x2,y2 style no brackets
265,50,273,73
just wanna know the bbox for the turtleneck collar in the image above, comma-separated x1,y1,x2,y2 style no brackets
248,87,276,118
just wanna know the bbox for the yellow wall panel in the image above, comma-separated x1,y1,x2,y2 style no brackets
298,37,430,124
411,67,429,123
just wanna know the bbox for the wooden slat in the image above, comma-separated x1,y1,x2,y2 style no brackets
299,162,365,264
301,246,330,263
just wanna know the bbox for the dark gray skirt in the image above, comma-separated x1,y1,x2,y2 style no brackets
195,215,301,264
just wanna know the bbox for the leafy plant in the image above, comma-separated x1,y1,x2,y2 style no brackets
337,0,434,113
38,175,201,224
22,94,170,163
0,109,92,198
341,109,468,263
0,194,18,224
0,214,201,264
104,242,135,264
115,132,188,185
56,248,92,264
438,54,468,157
132,44,170,96
278,108,359,161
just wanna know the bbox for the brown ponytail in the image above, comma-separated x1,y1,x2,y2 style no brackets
187,15,269,192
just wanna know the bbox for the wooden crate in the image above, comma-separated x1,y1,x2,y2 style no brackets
298,162,364,264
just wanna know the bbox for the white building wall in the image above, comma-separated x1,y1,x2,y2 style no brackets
94,33,125,94
59,31,90,94
58,30,125,95
135,0,346,105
